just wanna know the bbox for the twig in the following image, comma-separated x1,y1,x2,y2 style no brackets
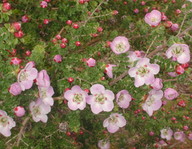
109,71,128,86
16,117,30,147
145,36,158,56
176,13,187,36
178,25,192,38
163,79,177,82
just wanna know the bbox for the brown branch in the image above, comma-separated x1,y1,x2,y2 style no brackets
163,79,177,82
109,70,128,86
16,117,30,147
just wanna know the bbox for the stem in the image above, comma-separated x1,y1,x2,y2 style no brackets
145,36,158,57
176,14,187,36
109,71,128,86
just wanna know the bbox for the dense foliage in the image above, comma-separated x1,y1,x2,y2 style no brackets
0,0,192,148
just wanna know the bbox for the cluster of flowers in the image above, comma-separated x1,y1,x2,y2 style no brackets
0,62,54,137
64,84,131,133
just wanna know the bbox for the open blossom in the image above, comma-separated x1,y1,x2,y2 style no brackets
29,99,51,123
128,58,160,87
38,86,54,106
105,64,116,78
142,90,163,116
164,88,179,100
64,85,88,110
17,61,38,91
86,58,96,67
0,110,16,137
86,84,114,114
36,70,50,87
9,82,22,96
150,78,163,90
174,131,185,142
103,113,126,133
127,51,145,67
98,140,110,149
110,36,130,54
144,10,161,27
166,43,190,64
116,90,132,109
160,128,173,140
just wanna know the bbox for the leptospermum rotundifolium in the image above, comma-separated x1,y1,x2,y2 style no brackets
164,88,179,100
98,139,110,149
127,50,145,67
29,98,51,123
104,64,116,78
103,113,126,133
166,43,190,64
116,90,132,109
0,110,16,137
128,58,160,87
144,10,162,27
36,70,50,87
38,86,54,106
150,78,163,90
174,131,186,142
64,85,88,111
9,82,22,96
110,36,130,54
86,84,114,114
160,128,173,141
17,61,38,91
142,89,163,116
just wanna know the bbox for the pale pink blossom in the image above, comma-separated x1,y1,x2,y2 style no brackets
86,58,96,67
105,64,116,78
116,90,132,109
128,58,160,87
38,86,54,106
174,131,186,142
40,1,48,8
142,90,163,116
150,78,163,90
127,51,145,67
64,85,88,110
144,10,162,27
29,99,51,123
12,22,21,31
9,82,22,96
36,70,50,87
14,106,25,117
21,15,29,23
10,57,22,65
188,133,192,140
164,88,179,100
86,84,114,114
166,43,190,64
17,61,38,91
160,128,173,140
0,110,16,137
98,140,110,149
110,36,130,54
103,113,126,133
53,55,62,63
171,23,179,31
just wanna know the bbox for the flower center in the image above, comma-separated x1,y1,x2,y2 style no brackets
137,66,150,77
163,130,168,136
18,71,28,82
146,96,155,106
32,106,41,116
118,94,124,102
0,116,8,127
95,94,106,104
109,115,118,124
150,17,157,22
40,88,47,99
116,42,125,52
172,46,183,57
73,94,83,104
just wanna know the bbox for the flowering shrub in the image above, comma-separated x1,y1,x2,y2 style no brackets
0,0,192,148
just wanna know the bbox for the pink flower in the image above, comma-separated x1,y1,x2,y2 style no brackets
144,10,162,27
142,90,163,116
164,88,179,100
110,36,130,54
40,1,48,8
0,110,16,137
116,90,132,109
128,58,160,87
86,58,96,67
127,51,145,67
174,131,185,142
36,70,50,87
53,55,62,63
64,85,88,110
17,61,38,91
160,128,173,140
10,57,22,65
12,22,21,31
98,140,110,149
150,78,163,90
21,15,29,23
171,23,179,31
166,43,190,64
29,98,51,123
86,84,114,114
188,133,192,140
38,86,54,106
14,106,25,117
9,82,22,96
103,113,126,133
105,64,116,78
